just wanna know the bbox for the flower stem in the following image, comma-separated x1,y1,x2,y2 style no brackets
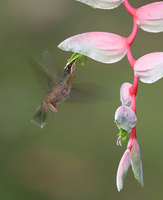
130,76,139,96
124,0,139,145
128,127,137,151
124,0,136,16
127,17,138,46
126,47,135,68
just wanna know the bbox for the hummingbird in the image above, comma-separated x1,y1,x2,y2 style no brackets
31,51,109,128
31,55,78,129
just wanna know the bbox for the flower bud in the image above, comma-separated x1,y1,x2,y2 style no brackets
120,82,132,106
116,149,131,192
136,2,163,33
76,0,124,10
115,106,137,132
58,32,128,64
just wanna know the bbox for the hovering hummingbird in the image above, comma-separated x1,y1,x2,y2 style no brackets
31,52,80,128
31,51,110,128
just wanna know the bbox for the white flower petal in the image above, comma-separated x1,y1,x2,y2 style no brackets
134,52,163,83
76,0,124,10
58,32,128,64
115,106,137,132
136,2,163,33
116,149,131,192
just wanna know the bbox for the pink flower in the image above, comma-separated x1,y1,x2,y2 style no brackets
135,2,163,33
76,0,124,10
115,106,137,132
58,32,128,64
134,52,163,83
116,149,131,192
120,82,132,106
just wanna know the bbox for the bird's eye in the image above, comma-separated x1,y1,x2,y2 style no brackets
68,65,71,69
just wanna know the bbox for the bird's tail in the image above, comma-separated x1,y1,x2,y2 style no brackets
31,103,48,128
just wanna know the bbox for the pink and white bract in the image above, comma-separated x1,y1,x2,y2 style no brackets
116,149,131,192
136,2,163,33
134,52,163,83
76,0,124,10
115,106,137,132
58,32,128,64
117,138,144,191
128,138,144,187
120,82,132,106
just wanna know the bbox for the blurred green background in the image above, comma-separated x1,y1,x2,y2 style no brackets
0,0,163,199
